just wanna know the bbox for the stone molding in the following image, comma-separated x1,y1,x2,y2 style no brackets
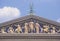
0,33,60,39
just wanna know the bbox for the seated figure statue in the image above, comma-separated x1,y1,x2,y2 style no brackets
35,23,40,33
15,24,22,33
43,24,49,33
24,23,28,33
1,27,6,33
29,22,34,33
8,27,14,33
51,26,56,34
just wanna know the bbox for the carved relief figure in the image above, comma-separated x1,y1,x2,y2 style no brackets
29,22,34,33
1,27,6,33
8,27,14,33
15,24,22,33
51,26,56,34
35,23,40,33
57,28,60,33
43,24,49,33
24,23,28,33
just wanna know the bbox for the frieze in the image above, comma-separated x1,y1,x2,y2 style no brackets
0,21,60,34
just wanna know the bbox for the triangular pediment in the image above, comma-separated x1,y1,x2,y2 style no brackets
0,15,60,27
0,15,60,34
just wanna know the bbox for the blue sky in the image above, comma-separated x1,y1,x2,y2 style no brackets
0,0,60,23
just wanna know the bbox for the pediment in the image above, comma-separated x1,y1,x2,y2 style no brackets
0,15,60,34
0,15,60,27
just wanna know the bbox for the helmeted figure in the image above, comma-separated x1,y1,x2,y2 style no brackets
24,23,28,33
29,22,34,33
15,24,22,33
8,27,14,33
35,23,40,33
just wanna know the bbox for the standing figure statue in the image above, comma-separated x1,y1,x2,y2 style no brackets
29,22,34,33
15,24,22,33
1,27,6,33
24,23,28,33
35,23,40,33
8,27,14,33
43,24,49,33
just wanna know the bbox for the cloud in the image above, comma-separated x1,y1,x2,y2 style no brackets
57,18,60,23
0,7,21,23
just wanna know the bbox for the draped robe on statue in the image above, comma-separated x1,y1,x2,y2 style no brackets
1,27,6,33
35,23,40,33
29,22,34,33
43,25,49,33
8,27,14,33
15,25,22,33
24,23,28,33
51,26,56,34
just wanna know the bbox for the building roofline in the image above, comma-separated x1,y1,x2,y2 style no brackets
0,15,60,27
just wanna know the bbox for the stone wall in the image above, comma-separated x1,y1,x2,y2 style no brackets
0,33,60,41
